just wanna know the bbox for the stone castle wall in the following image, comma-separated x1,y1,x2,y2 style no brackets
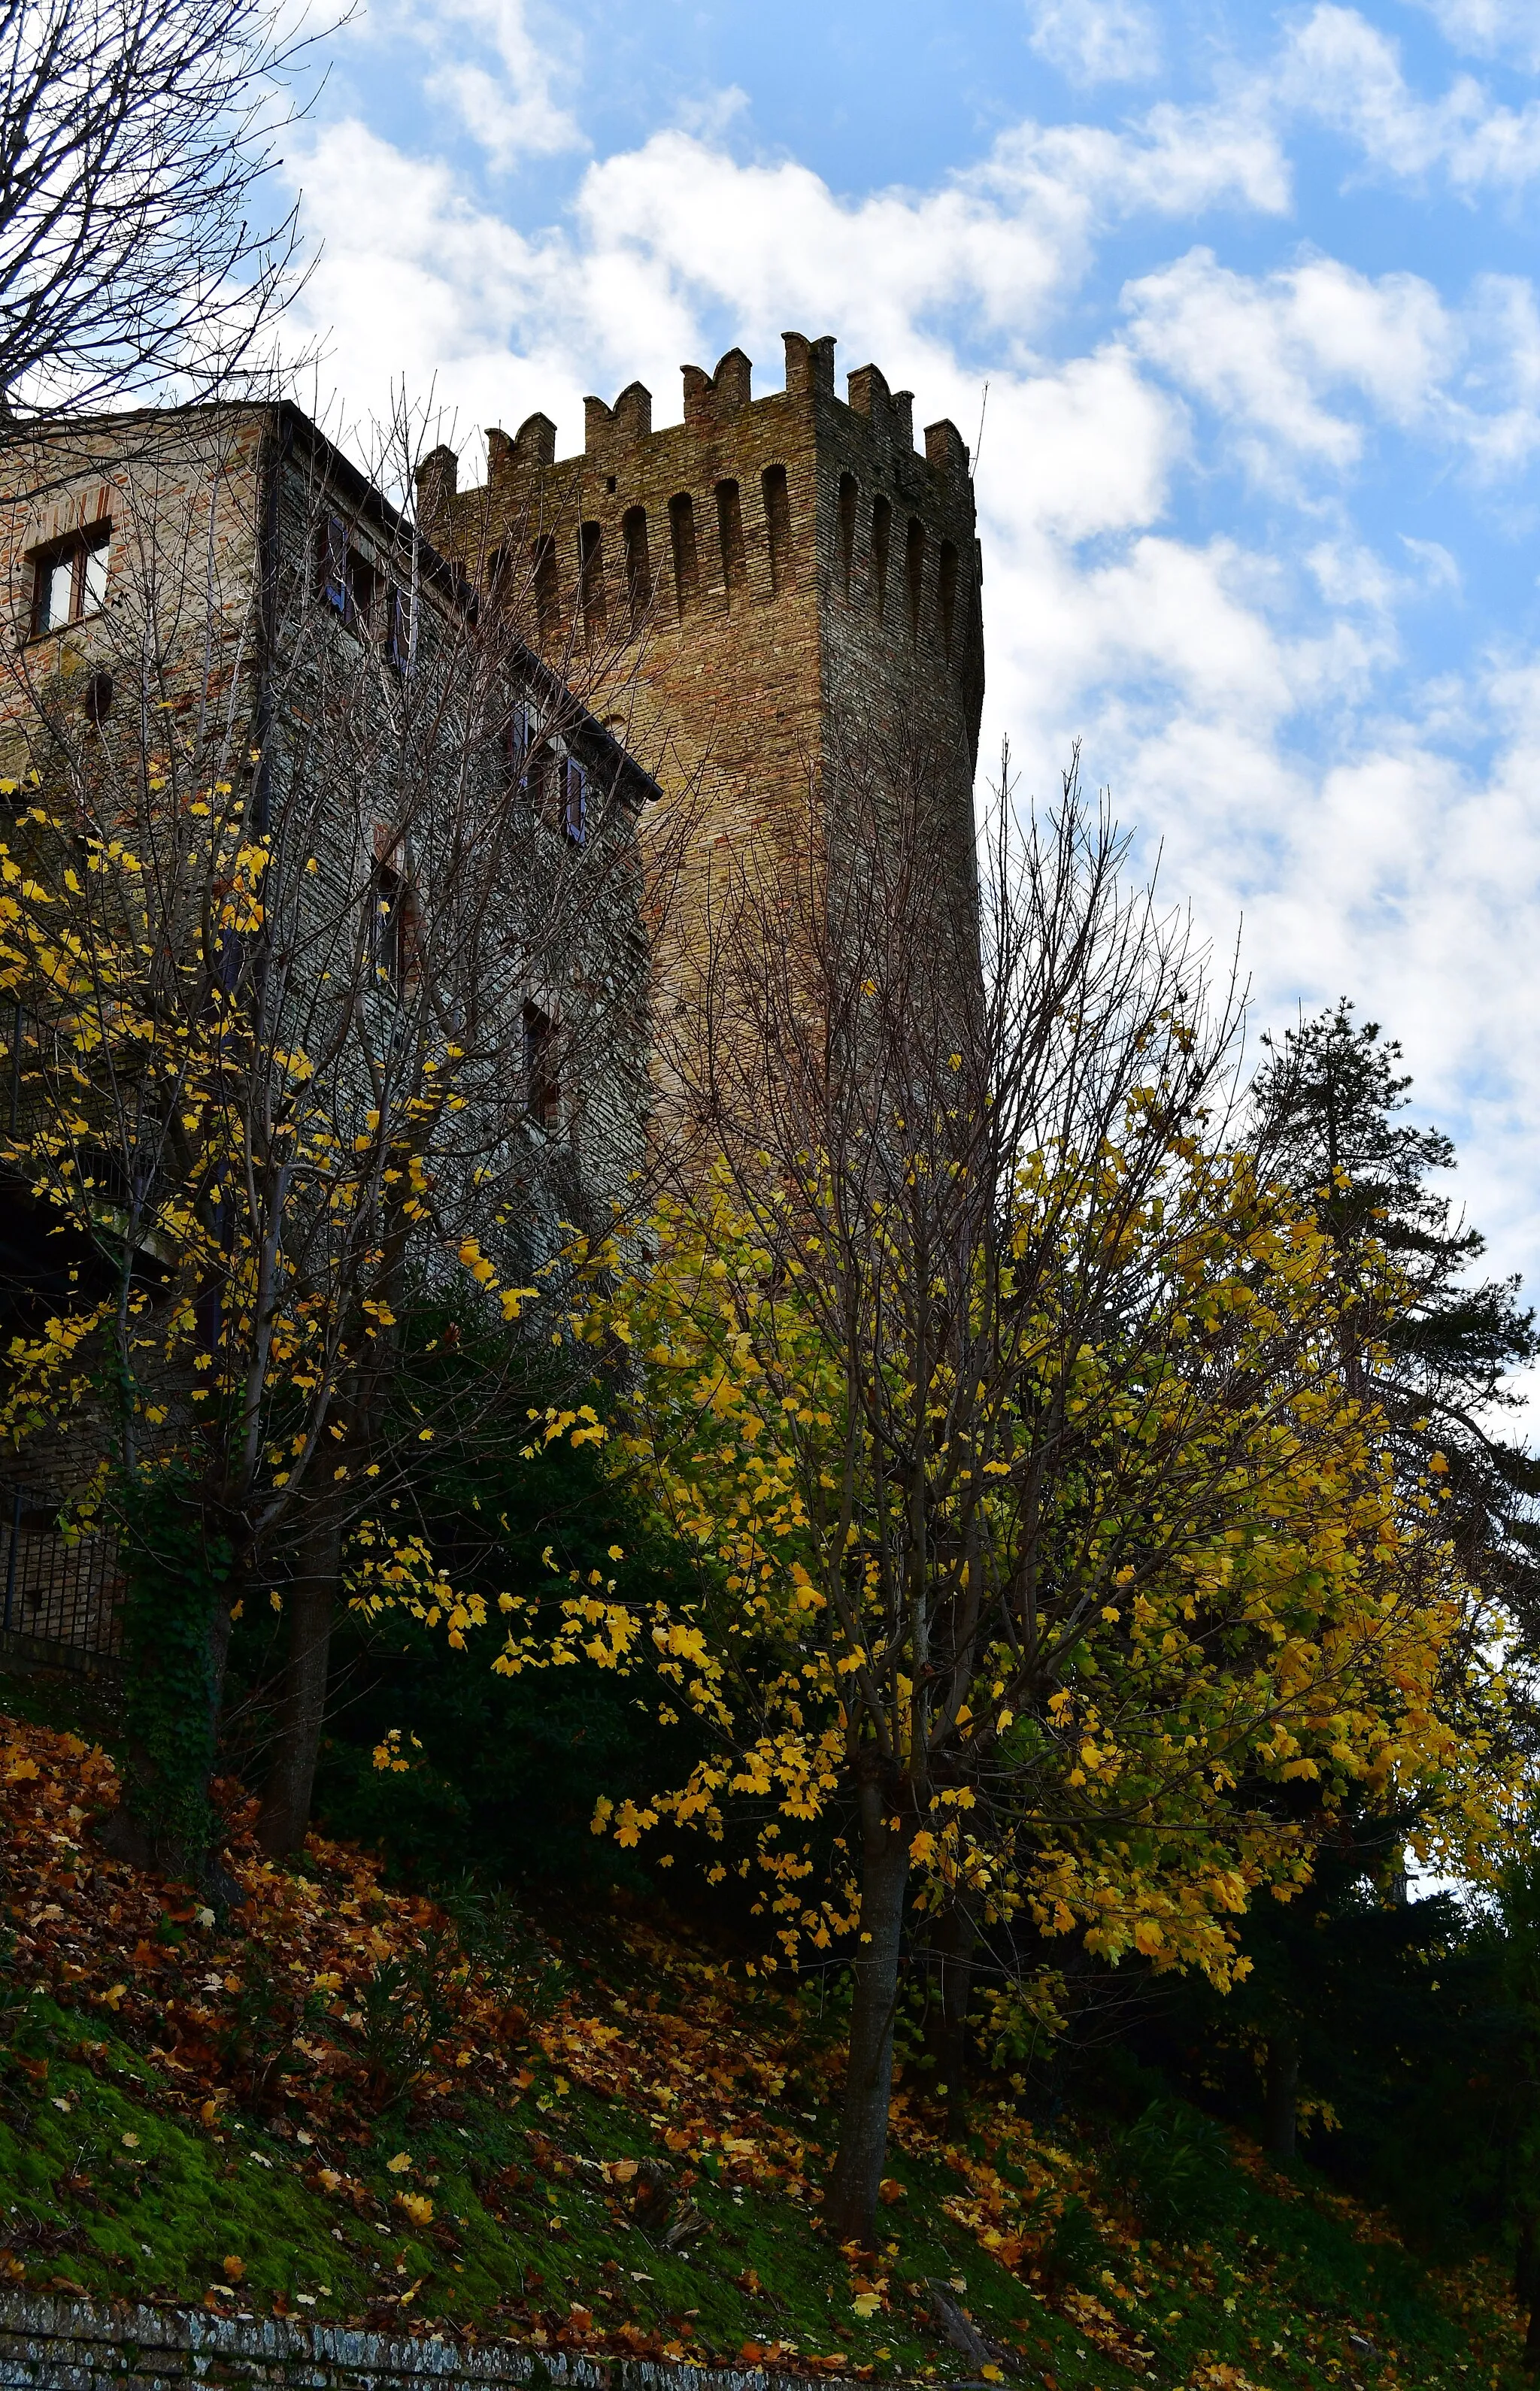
415,332,984,989
0,2293,876,2391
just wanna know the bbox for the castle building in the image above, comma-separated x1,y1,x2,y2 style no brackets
0,401,659,1308
0,404,662,1660
414,332,984,950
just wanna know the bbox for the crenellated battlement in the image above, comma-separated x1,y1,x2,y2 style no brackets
420,332,973,532
417,324,984,966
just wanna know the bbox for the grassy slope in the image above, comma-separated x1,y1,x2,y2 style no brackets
0,1667,1525,2391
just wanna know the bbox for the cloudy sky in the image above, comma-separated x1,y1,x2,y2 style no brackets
283,0,1540,1314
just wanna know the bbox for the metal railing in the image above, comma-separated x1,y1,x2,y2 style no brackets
0,1487,123,1668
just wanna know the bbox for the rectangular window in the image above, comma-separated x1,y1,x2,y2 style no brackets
534,535,560,641
715,479,746,604
623,507,651,632
668,492,699,618
317,514,347,615
368,859,405,997
563,756,587,846
503,703,530,789
36,553,73,634
523,1002,559,1130
906,514,926,641
578,521,605,641
528,741,556,817
871,494,890,618
345,550,377,637
762,465,793,595
386,584,412,669
31,526,111,636
838,473,857,602
82,539,109,614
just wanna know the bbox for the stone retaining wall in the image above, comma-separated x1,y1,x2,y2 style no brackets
0,2296,866,2391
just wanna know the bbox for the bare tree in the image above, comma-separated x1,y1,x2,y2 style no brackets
0,0,324,420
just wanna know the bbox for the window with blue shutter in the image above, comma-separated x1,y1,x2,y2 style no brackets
318,514,347,615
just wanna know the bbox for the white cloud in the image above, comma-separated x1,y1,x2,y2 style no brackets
1408,0,1540,71
400,0,584,165
1025,0,1162,86
1398,535,1463,592
1280,5,1540,192
978,350,1185,540
995,105,1291,224
1121,247,1540,485
1123,247,1454,476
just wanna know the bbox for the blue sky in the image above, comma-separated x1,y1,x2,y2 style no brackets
283,0,1540,1322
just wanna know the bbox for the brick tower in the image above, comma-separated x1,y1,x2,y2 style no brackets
416,327,984,968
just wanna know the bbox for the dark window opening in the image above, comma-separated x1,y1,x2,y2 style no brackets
938,541,959,659
871,495,890,619
715,479,746,604
82,670,114,725
528,741,557,818
487,544,511,602
578,522,605,641
502,703,530,789
346,550,377,635
563,755,587,846
906,515,926,641
317,514,348,616
622,507,651,632
838,473,856,602
317,515,395,644
368,859,406,998
533,535,560,641
524,1002,559,1130
762,465,793,595
32,526,111,637
387,584,412,670
668,492,699,619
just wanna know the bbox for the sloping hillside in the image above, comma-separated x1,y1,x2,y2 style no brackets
0,1692,1525,2390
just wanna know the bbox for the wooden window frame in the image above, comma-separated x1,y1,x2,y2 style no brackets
29,524,111,638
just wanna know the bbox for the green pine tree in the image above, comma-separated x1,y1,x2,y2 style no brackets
1250,999,1540,1633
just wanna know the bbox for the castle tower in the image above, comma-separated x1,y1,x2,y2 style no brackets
416,329,984,993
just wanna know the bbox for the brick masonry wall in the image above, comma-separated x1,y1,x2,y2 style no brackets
0,2295,875,2391
416,332,984,1024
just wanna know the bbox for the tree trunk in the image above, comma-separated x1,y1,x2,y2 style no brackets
827,1789,910,2248
95,1480,235,1894
923,1901,977,2141
1516,2211,1540,2370
1265,2035,1299,2161
256,1506,343,1857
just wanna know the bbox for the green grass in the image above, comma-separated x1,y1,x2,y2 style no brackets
0,1979,1523,2386
0,1656,1526,2384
